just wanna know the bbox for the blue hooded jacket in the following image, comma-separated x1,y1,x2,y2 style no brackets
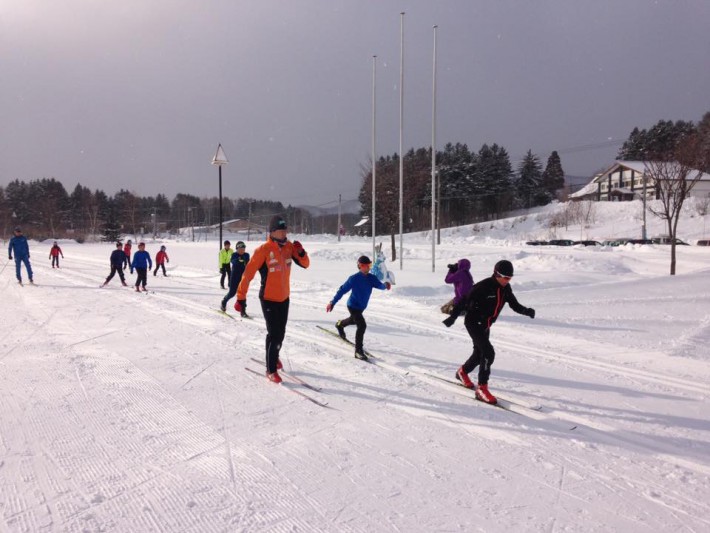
131,250,152,270
8,235,30,259
331,271,386,311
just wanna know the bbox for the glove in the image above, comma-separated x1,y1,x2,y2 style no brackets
447,263,458,273
385,282,391,290
234,300,246,313
293,241,306,257
525,308,536,319
326,302,334,312
130,269,134,274
9,255,12,260
443,316,456,328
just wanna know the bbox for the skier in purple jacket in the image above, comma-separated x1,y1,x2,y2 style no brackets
441,258,473,314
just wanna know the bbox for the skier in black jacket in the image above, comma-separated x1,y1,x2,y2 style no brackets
443,259,535,405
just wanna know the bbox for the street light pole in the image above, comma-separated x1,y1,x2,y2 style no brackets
431,24,438,273
211,144,228,250
398,11,405,270
372,55,377,259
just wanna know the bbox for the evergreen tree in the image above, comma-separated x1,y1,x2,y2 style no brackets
515,150,546,208
541,150,565,200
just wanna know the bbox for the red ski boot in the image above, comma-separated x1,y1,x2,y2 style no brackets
455,366,474,389
266,371,282,384
475,384,497,405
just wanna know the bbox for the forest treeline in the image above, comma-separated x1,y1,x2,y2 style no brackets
358,111,710,235
0,182,317,242
3,112,708,241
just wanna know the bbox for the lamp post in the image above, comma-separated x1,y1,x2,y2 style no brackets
371,55,377,259
431,24,438,273
398,11,405,270
211,144,228,250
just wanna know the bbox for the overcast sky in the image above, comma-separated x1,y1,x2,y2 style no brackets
2,1,709,209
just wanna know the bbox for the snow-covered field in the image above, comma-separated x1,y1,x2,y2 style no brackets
2,200,709,532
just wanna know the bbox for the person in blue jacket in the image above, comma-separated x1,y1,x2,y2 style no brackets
326,255,391,360
102,242,128,287
8,227,33,285
221,241,250,316
130,242,152,292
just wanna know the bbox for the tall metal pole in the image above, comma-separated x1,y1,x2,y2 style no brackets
337,194,342,242
218,165,223,249
372,55,377,259
398,11,405,270
431,24,438,273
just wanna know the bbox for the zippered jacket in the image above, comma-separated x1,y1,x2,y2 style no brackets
229,252,250,287
131,250,152,270
331,272,386,311
110,249,126,268
155,250,169,264
455,275,530,329
445,259,473,305
219,248,233,267
49,245,64,258
237,238,309,302
9,236,30,258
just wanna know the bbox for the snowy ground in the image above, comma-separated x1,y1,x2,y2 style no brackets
1,201,709,532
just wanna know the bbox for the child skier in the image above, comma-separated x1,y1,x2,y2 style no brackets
102,242,128,287
123,239,132,269
222,241,250,315
153,245,169,276
443,260,535,404
218,240,233,289
326,255,391,361
130,242,152,292
49,241,64,268
441,258,473,314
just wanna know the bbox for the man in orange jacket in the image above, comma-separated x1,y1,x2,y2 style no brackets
236,215,310,383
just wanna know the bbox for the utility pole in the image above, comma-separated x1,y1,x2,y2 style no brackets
337,194,342,242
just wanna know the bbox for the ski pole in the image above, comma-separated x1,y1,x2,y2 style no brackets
0,258,10,277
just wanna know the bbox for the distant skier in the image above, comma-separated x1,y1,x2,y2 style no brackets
218,240,233,289
8,226,33,285
441,258,473,314
370,243,396,286
237,215,310,383
130,242,152,292
49,241,64,268
326,255,391,361
102,242,128,287
123,239,133,269
221,241,250,315
153,245,169,276
443,260,535,405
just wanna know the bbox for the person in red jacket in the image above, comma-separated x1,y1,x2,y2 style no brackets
236,215,310,383
123,240,132,269
153,245,169,276
49,241,64,268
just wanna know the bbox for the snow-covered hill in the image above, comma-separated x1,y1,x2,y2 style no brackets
1,200,709,531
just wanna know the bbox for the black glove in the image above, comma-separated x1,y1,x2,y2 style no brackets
525,308,536,319
447,263,458,273
8,255,12,260
293,241,306,257
443,316,456,328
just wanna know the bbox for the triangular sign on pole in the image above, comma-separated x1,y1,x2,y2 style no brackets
212,144,228,166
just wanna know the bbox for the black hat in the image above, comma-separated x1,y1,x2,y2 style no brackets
494,260,514,277
269,215,287,232
224,240,231,246
116,242,122,247
14,226,21,232
357,255,372,265
235,241,246,249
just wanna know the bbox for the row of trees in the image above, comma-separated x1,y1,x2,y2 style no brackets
358,143,565,238
0,180,318,241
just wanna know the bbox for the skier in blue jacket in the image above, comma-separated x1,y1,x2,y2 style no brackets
130,242,152,292
221,241,250,316
8,227,33,285
326,255,391,360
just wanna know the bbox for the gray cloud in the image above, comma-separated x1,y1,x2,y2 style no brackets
2,0,709,208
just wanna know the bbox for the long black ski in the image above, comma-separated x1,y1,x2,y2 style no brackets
244,367,329,408
316,325,374,361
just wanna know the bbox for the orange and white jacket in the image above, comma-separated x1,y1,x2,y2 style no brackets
237,238,310,302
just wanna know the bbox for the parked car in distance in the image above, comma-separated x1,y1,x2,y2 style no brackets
525,240,548,246
697,239,710,246
628,239,653,245
651,237,690,245
548,239,575,246
574,240,602,246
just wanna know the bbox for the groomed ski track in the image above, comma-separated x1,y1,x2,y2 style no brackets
2,245,709,532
